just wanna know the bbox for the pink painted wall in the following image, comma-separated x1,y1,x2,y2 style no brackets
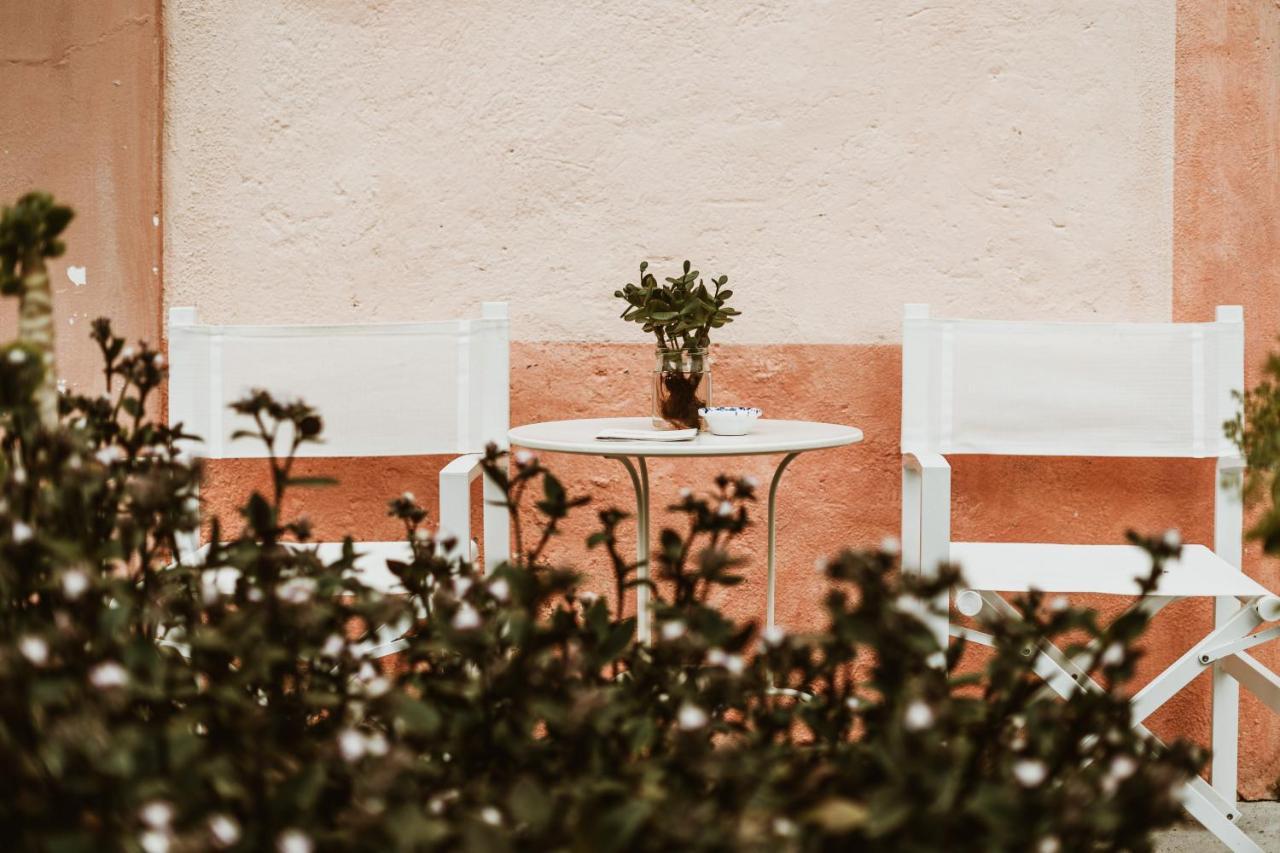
0,1,163,391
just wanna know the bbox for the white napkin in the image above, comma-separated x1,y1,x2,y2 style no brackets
595,428,697,442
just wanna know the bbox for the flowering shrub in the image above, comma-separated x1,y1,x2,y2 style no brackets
0,194,1202,851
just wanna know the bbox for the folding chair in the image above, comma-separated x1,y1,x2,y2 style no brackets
900,303,1280,852
167,302,511,612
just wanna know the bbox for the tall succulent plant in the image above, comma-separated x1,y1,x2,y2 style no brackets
0,192,73,429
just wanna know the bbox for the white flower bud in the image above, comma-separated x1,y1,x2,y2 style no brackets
1101,643,1125,667
95,445,124,466
1013,758,1048,787
677,703,708,730
140,800,174,829
1109,754,1137,781
208,814,240,847
1163,528,1182,548
364,731,389,757
321,634,345,658
660,620,686,641
762,626,786,647
61,569,89,600
480,806,502,826
338,729,367,763
880,536,901,556
18,635,49,666
140,830,170,853
90,660,129,690
489,577,510,602
717,500,733,517
903,700,934,732
11,521,33,543
452,603,481,630
275,577,316,605
276,829,313,853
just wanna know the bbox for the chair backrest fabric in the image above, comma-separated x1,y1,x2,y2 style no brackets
167,303,509,460
901,304,1243,458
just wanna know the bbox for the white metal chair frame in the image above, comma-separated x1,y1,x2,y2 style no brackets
900,303,1280,852
167,303,511,651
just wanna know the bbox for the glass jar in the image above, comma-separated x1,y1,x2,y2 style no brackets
652,347,710,430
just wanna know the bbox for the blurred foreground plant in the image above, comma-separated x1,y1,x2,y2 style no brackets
0,194,1201,852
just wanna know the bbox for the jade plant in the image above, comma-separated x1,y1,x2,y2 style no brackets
615,260,738,353
614,260,739,429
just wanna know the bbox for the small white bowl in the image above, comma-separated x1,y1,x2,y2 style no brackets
699,406,762,436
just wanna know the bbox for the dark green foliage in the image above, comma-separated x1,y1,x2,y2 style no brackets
614,259,739,352
0,192,73,296
0,199,1202,851
1228,348,1280,554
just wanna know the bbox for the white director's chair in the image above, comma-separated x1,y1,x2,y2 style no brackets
167,303,511,622
900,303,1280,852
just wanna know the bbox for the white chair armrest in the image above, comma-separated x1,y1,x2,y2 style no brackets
440,453,485,481
903,450,951,474
439,453,484,559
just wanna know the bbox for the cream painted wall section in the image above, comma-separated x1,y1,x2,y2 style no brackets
164,1,1174,344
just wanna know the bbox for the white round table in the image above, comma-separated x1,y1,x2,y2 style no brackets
508,417,864,641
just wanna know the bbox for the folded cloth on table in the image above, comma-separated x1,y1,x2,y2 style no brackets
595,428,697,442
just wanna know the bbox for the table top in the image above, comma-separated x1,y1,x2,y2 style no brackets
508,417,863,458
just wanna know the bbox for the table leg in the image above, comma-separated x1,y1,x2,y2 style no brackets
609,455,651,643
767,452,800,632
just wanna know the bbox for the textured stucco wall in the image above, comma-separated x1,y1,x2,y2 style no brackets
0,0,163,391
164,0,1174,343
160,0,1280,799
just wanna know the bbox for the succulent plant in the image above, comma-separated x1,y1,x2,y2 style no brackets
614,260,739,353
0,192,74,429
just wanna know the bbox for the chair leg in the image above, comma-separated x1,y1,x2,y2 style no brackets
1212,595,1241,811
990,593,1253,848
901,460,949,649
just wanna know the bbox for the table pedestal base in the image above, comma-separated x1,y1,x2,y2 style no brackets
609,452,800,643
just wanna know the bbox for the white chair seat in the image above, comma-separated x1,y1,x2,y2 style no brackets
197,540,415,596
951,542,1271,598
312,540,414,593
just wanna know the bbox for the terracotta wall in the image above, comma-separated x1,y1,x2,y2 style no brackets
0,1,163,390
1174,0,1280,798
